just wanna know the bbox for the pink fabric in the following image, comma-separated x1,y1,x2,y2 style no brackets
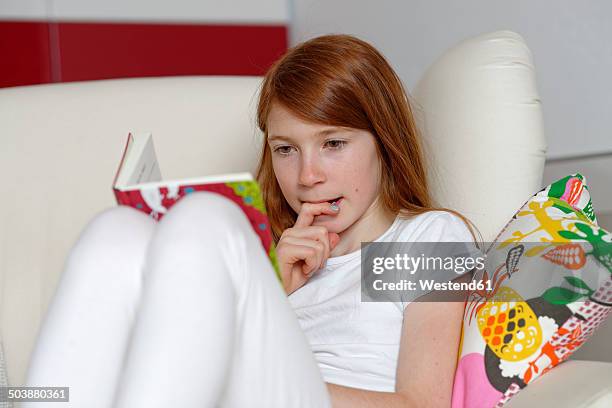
452,353,503,408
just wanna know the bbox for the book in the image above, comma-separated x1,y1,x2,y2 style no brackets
112,132,280,280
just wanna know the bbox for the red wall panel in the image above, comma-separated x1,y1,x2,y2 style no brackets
57,22,288,81
0,21,53,87
0,20,288,88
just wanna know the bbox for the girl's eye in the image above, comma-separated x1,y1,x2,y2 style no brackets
272,140,346,156
273,145,294,156
325,139,346,149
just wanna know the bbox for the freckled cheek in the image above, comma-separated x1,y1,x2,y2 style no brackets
341,159,375,185
273,163,300,204
343,163,379,203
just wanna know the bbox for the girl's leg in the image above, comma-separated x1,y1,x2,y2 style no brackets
23,206,157,407
113,192,331,408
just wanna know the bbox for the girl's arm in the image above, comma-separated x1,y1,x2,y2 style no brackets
327,299,465,407
394,300,465,407
326,382,411,407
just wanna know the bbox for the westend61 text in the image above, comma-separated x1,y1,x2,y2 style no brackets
372,279,492,291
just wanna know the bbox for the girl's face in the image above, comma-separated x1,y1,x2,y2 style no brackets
267,102,383,234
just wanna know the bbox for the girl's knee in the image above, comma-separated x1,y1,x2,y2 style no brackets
71,206,156,260
57,207,156,289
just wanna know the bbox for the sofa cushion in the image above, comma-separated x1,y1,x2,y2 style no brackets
452,173,612,407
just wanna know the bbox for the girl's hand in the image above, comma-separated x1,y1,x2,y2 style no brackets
278,202,341,295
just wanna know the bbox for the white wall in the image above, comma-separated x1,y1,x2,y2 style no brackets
290,0,612,161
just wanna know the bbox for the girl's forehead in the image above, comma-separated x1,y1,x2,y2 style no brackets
266,102,364,141
268,106,337,137
268,103,309,126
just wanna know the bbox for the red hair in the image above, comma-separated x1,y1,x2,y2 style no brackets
255,34,481,245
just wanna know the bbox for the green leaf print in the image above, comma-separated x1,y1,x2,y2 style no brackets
542,287,586,305
564,276,594,295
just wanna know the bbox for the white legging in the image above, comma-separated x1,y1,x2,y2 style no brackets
23,192,331,408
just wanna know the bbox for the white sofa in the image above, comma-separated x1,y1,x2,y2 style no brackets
1,30,610,407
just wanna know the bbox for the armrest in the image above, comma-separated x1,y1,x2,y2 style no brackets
505,360,612,408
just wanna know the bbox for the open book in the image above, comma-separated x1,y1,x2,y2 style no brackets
112,132,280,279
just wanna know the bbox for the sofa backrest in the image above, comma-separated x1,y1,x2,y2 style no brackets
0,30,548,386
0,75,266,385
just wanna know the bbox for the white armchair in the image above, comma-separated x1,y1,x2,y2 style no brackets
1,30,610,407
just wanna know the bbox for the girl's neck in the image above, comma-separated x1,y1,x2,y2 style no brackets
331,205,397,257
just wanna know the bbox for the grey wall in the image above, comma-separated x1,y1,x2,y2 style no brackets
290,0,612,161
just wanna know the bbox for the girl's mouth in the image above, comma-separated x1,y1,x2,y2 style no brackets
328,197,343,206
302,196,344,205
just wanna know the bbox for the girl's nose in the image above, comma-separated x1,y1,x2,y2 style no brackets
298,158,326,187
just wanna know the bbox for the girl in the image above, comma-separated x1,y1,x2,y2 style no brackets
24,34,479,407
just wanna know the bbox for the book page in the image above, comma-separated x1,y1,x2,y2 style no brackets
114,133,253,191
114,133,162,188
129,134,162,186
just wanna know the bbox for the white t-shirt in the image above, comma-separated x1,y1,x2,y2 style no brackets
287,210,475,392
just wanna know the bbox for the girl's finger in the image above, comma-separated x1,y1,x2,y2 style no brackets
282,227,330,260
300,248,322,277
294,202,340,228
281,236,326,269
280,244,321,273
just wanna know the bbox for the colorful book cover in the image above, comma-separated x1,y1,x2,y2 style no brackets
112,132,280,280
